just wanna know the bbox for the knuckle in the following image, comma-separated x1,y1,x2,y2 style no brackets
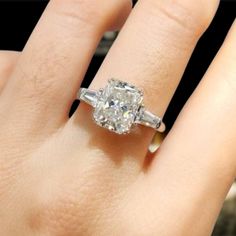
51,0,129,29
144,0,217,37
29,185,91,235
29,165,119,235
17,46,66,102
53,0,103,28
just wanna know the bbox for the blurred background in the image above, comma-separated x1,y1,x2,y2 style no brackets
0,0,235,235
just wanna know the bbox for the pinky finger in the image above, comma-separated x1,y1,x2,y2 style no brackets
148,20,236,235
0,51,19,92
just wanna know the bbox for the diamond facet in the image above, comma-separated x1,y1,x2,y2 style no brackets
93,79,143,134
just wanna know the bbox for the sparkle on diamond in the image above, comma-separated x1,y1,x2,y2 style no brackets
93,79,143,134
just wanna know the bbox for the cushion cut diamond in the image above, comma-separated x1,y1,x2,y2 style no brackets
93,79,143,134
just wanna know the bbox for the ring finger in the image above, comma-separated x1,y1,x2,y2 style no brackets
73,0,220,162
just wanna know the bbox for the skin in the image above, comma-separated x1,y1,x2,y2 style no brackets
0,0,235,235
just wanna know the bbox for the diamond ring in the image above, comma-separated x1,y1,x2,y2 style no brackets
77,79,165,135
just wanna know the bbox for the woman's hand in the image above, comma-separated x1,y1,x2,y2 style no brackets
0,0,235,235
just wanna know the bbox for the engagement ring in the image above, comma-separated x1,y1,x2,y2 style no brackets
78,79,165,134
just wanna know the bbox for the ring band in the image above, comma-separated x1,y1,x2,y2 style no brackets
77,79,165,135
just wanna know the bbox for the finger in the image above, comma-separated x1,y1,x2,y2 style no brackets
3,0,132,128
74,0,219,160
149,21,236,234
0,51,19,91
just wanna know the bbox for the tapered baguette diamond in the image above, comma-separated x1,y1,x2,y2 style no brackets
93,79,143,134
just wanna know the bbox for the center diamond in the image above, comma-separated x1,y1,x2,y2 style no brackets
93,79,143,134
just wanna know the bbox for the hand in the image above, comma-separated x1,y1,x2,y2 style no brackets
0,0,235,235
